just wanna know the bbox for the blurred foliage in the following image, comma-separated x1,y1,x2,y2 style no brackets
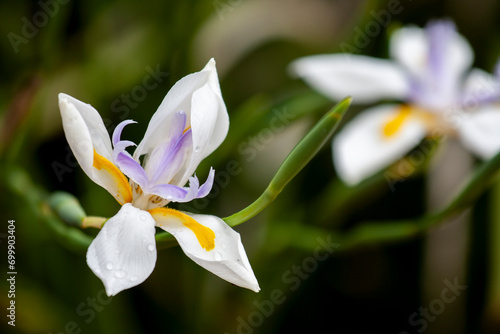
3,0,500,333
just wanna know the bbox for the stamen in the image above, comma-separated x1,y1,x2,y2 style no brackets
150,196,163,204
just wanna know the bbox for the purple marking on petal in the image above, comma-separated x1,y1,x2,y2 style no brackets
149,184,188,202
149,168,215,203
113,120,137,146
426,20,455,76
164,111,187,145
197,167,215,198
411,19,459,109
407,77,424,105
115,152,149,189
150,128,193,185
111,120,147,187
183,176,200,202
459,58,500,107
145,111,191,184
112,140,136,161
460,91,500,107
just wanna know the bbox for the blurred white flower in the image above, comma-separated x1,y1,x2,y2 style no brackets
290,20,500,185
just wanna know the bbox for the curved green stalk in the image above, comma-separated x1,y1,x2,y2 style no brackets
4,166,93,253
223,97,352,227
272,149,500,253
13,96,500,253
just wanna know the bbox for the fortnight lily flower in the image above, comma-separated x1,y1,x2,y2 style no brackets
290,20,500,185
58,59,260,296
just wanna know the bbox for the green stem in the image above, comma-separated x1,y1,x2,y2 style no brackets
4,166,93,253
268,149,500,253
223,97,352,227
343,150,500,248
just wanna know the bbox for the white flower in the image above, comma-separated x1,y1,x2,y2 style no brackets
290,20,500,185
58,59,260,296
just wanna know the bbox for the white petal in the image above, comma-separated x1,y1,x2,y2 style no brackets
58,93,113,161
289,54,409,103
135,59,229,163
333,104,427,185
462,68,499,104
390,24,473,83
175,83,222,186
59,93,132,205
194,59,230,159
457,106,500,159
389,26,427,76
87,204,157,296
151,209,260,292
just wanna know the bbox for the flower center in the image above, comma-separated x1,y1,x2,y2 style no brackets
111,114,215,209
130,181,168,210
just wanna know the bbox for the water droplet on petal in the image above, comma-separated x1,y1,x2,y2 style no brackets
194,146,201,153
129,276,138,282
106,262,113,270
114,270,126,279
147,244,155,252
214,252,222,261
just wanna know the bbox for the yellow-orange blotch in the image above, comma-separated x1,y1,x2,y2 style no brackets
149,207,216,251
92,150,133,205
383,105,412,138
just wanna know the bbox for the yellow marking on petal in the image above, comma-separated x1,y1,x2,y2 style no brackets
382,105,412,138
92,150,133,205
183,126,191,134
148,207,215,251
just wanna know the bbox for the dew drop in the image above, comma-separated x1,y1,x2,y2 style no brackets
129,276,138,282
105,262,113,270
114,270,126,279
194,146,201,153
214,252,222,261
147,244,155,252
